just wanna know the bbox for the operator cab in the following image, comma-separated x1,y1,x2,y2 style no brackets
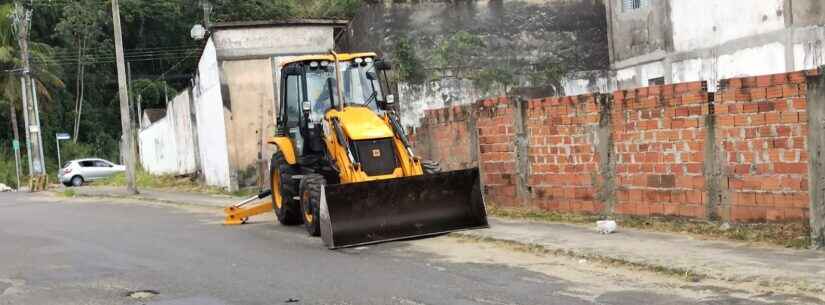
276,53,395,167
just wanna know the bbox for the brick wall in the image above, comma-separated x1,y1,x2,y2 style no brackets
716,72,813,222
476,97,520,207
526,95,605,214
414,105,477,171
612,82,710,218
412,70,823,223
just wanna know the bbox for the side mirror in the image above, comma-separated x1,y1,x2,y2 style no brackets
302,101,311,113
375,60,392,71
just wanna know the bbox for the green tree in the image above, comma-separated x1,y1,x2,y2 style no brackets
0,3,63,187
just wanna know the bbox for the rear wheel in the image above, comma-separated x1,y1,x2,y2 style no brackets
70,176,84,187
421,160,441,174
271,152,301,225
300,174,326,236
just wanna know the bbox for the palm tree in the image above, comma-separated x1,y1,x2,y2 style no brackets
0,3,64,180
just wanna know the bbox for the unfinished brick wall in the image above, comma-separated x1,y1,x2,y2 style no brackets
715,71,815,222
525,95,605,214
612,82,710,218
412,70,823,223
476,97,520,207
414,105,477,171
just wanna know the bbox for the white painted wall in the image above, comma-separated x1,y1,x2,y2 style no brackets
717,42,787,79
193,38,232,188
398,78,485,128
138,91,197,175
561,73,616,97
670,0,785,52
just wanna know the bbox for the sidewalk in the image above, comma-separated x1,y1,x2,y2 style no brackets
456,218,825,295
61,186,825,296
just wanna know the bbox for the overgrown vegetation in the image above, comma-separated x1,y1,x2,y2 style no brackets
489,207,812,249
392,35,425,84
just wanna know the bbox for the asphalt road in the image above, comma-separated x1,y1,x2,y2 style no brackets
0,192,820,305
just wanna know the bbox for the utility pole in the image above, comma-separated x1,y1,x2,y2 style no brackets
13,2,46,189
112,0,138,194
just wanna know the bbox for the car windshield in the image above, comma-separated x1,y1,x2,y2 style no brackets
305,60,383,120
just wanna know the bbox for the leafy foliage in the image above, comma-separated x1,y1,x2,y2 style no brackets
432,31,485,76
392,35,425,84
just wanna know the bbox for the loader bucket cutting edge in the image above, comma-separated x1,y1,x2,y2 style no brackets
319,168,488,249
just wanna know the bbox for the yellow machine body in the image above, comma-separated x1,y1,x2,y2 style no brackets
223,52,487,249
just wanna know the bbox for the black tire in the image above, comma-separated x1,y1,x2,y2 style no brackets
299,174,326,236
421,160,441,174
62,182,72,187
70,176,84,187
271,152,302,225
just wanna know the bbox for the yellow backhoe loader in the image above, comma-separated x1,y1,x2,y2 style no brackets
224,51,488,249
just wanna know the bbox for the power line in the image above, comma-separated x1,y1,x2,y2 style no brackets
45,48,202,61
48,45,202,57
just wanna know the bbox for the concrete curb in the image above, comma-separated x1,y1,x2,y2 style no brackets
449,230,825,298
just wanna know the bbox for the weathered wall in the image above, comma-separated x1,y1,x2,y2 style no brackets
211,25,335,58
413,69,822,224
192,38,232,189
352,0,610,127
609,0,825,91
138,91,198,175
221,59,277,188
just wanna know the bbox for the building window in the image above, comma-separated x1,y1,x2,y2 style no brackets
648,77,665,86
622,0,649,11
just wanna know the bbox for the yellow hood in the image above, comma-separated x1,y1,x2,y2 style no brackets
331,107,393,140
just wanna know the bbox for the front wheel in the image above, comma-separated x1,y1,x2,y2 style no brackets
299,174,326,236
271,152,302,225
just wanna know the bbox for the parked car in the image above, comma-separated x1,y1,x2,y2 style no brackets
59,158,126,187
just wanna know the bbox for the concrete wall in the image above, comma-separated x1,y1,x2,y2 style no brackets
351,0,610,127
138,90,198,175
192,38,232,188
221,59,277,187
413,69,822,224
608,0,825,91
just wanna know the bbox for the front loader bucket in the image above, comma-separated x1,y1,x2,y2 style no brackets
319,168,488,249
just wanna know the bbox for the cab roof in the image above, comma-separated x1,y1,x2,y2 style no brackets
279,52,378,66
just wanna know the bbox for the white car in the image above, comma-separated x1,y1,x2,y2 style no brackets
59,158,126,187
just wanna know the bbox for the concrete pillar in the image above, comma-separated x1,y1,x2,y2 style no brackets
806,74,825,249
595,94,617,214
513,97,531,206
703,93,726,221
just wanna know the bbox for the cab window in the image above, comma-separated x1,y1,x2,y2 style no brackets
284,74,303,128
